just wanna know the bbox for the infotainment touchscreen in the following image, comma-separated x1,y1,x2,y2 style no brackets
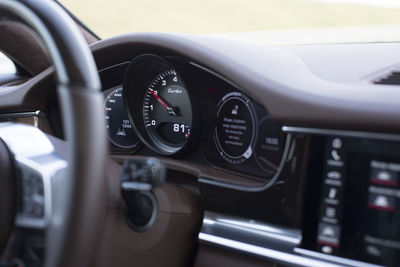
341,153,400,266
304,135,400,267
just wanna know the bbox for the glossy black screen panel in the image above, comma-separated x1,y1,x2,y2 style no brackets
303,134,400,267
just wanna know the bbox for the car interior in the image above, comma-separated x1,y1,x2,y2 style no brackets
0,0,400,267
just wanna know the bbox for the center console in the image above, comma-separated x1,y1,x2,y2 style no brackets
198,126,400,267
302,132,400,267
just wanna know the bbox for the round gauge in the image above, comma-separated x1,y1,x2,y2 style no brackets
142,69,192,153
124,55,196,155
254,116,283,175
104,87,140,149
214,92,257,164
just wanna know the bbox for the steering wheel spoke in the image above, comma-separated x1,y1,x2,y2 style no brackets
0,123,67,230
0,1,105,266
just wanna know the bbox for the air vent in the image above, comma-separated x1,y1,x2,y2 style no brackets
374,70,400,85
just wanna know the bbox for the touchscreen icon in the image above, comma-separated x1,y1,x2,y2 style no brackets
318,223,340,246
322,226,335,237
321,246,333,254
325,207,337,218
231,105,238,115
331,150,341,161
327,171,341,179
366,245,381,257
375,196,389,208
332,138,342,149
328,188,337,199
370,168,397,186
368,194,395,211
377,171,391,181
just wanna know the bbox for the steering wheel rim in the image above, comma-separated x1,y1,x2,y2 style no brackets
0,1,106,267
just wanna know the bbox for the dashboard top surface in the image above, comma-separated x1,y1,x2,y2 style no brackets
90,33,400,133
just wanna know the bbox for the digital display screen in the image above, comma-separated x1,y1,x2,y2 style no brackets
307,136,400,267
341,154,400,266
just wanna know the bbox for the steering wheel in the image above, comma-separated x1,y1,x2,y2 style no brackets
0,1,106,266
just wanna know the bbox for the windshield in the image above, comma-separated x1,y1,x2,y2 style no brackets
60,0,400,45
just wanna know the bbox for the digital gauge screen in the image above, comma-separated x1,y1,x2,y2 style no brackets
214,92,257,164
104,87,140,149
213,90,283,179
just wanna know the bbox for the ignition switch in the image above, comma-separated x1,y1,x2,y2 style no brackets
120,158,166,232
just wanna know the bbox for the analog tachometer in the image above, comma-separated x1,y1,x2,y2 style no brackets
143,69,192,153
123,54,194,155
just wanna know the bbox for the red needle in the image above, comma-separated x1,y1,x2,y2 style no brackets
149,89,168,108
149,89,176,115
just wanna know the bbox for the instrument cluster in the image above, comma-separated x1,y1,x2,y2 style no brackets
102,54,285,180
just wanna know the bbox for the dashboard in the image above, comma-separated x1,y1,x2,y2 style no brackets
3,32,400,267
49,52,286,184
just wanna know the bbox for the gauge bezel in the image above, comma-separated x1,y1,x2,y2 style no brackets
123,54,198,156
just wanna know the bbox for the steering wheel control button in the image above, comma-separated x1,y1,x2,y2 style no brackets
21,171,45,218
0,137,16,252
0,123,68,232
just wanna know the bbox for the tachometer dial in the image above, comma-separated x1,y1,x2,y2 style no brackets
123,54,194,155
143,69,192,153
104,87,140,149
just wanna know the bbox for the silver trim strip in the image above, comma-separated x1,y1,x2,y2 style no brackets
0,111,44,128
0,110,44,119
199,212,386,267
217,218,300,244
188,61,293,192
199,233,340,267
198,133,292,192
282,126,400,142
203,212,301,245
98,61,130,74
294,248,384,267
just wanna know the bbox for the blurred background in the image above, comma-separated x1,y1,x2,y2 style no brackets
1,1,400,74
59,0,400,44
